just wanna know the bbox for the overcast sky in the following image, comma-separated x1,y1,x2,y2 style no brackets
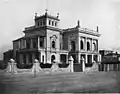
0,0,120,59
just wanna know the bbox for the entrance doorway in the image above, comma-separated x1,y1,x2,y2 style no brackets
88,55,92,64
60,54,67,64
51,55,56,63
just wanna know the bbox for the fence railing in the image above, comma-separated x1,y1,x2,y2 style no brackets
4,59,74,74
98,63,120,71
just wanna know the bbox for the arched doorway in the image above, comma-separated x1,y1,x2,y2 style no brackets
51,55,56,63
52,40,56,48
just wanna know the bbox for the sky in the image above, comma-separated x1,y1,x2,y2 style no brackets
0,0,120,59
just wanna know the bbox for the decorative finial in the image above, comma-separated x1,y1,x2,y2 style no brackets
97,26,99,32
77,20,80,28
57,13,59,18
45,9,48,15
35,12,37,18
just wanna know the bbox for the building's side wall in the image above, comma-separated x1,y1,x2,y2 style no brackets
3,50,13,64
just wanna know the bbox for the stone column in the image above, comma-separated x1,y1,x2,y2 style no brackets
98,54,101,64
24,39,26,48
66,54,68,63
78,53,80,64
31,39,33,48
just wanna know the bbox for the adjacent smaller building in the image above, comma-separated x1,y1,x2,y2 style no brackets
99,50,113,60
99,50,120,64
3,49,13,64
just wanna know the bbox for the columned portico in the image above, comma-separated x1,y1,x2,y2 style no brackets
78,53,81,63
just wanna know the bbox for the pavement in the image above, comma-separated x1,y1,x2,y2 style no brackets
0,70,120,93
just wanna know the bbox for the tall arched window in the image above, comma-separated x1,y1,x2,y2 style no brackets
71,41,76,51
52,40,56,48
87,42,90,51
93,43,96,51
51,55,55,63
80,40,84,50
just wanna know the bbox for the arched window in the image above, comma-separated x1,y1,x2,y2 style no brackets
80,40,84,50
52,40,56,48
93,43,96,51
51,55,55,63
71,41,76,51
87,42,90,51
52,21,54,26
55,22,57,26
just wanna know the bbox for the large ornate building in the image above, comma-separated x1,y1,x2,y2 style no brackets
13,11,100,65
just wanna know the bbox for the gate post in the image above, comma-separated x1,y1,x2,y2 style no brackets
32,59,41,77
68,56,74,72
7,59,17,74
81,57,85,72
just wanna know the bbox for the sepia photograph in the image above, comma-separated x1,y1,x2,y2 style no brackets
0,0,120,93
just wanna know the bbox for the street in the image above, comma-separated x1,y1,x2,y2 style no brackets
0,70,120,94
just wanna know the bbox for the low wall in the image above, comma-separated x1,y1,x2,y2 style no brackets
5,62,72,74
